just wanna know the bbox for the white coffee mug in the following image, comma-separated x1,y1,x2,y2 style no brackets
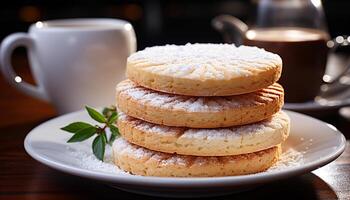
0,18,136,114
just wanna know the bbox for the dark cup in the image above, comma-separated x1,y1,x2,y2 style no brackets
243,27,329,103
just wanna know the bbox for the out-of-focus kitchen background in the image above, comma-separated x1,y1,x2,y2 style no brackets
1,0,350,49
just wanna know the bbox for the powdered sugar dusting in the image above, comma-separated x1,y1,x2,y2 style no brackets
128,44,281,79
114,138,304,172
68,145,128,175
268,148,304,171
67,140,303,175
117,80,283,112
118,111,289,140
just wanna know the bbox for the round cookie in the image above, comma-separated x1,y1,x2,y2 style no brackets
113,138,281,177
127,43,282,96
116,79,284,128
117,111,290,156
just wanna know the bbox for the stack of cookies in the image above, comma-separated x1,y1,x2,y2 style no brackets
112,44,290,177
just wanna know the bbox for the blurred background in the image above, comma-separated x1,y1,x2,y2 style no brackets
1,0,350,49
1,0,350,127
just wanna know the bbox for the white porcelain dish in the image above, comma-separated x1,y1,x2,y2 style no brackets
24,110,346,198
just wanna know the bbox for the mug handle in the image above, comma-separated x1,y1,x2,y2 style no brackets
0,33,48,101
212,15,248,45
323,35,350,84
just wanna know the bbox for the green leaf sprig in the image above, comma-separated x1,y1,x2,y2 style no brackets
61,105,120,161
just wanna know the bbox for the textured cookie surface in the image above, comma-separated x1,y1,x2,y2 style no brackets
127,43,282,96
117,111,289,156
116,79,284,128
113,138,281,177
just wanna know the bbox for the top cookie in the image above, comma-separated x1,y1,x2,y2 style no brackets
127,43,282,96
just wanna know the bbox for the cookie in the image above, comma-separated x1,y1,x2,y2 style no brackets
127,43,282,96
116,79,284,128
117,111,289,156
113,138,281,177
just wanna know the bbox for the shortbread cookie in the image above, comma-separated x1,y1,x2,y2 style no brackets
116,79,284,128
117,111,289,156
127,43,282,96
113,138,281,177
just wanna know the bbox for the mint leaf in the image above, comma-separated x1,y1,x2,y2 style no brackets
67,127,97,143
85,106,106,123
108,112,118,124
62,106,119,161
102,131,108,143
109,124,120,145
61,122,93,133
92,134,106,161
102,106,117,119
102,107,110,117
109,133,117,145
110,124,120,137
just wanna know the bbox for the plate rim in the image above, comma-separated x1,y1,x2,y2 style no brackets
284,99,350,111
24,110,346,188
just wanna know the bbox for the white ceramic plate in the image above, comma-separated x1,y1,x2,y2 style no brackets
24,110,346,198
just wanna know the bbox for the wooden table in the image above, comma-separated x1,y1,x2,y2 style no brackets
1,63,349,200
